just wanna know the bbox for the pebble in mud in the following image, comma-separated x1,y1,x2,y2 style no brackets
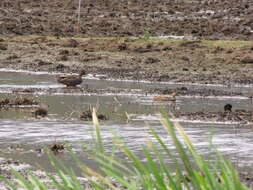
80,109,108,121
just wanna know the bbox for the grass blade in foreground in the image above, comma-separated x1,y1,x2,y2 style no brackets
2,112,250,190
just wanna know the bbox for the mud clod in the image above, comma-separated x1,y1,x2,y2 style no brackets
0,97,39,108
57,55,68,61
59,49,69,55
144,57,160,64
36,59,53,66
0,43,7,50
34,107,48,118
49,143,65,153
241,56,253,64
117,43,128,51
63,39,78,48
80,109,107,121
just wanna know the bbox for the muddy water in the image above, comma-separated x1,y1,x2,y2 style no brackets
0,70,253,173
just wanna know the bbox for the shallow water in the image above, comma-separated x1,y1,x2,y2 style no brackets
0,119,253,173
0,70,253,173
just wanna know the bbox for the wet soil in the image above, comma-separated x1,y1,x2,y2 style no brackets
4,85,248,98
147,87,246,97
0,0,253,40
1,36,253,86
0,155,253,189
174,110,253,124
0,156,90,190
0,97,39,107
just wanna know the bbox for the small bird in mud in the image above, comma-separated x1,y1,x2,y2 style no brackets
57,70,86,87
153,92,177,102
224,104,232,112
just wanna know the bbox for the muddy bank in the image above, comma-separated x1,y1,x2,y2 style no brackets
0,157,90,190
1,36,253,86
0,156,253,189
148,87,246,97
0,84,249,98
0,0,253,40
174,109,253,124
0,97,39,107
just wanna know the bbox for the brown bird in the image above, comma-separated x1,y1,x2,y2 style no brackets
153,92,177,102
57,70,86,87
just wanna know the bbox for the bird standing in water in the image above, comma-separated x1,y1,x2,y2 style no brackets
57,70,86,87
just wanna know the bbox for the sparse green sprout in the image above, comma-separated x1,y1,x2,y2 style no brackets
143,28,151,41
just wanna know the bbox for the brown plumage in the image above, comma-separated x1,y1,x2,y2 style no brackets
153,92,177,102
57,70,86,87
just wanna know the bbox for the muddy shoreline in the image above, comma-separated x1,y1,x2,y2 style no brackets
0,84,248,97
1,36,253,86
0,155,253,189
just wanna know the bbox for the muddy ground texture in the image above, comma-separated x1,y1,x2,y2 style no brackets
174,109,253,123
0,157,91,190
0,36,253,86
0,156,253,190
0,0,253,40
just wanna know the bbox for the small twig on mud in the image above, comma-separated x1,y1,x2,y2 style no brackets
65,110,77,120
113,97,122,106
125,111,132,123
64,104,80,120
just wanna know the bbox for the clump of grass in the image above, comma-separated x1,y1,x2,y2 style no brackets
1,110,250,190
143,28,151,41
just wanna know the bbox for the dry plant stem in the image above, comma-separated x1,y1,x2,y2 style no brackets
77,0,82,33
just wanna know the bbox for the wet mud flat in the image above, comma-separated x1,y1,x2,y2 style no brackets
174,110,253,124
0,161,253,190
0,157,90,190
1,85,250,98
1,36,253,86
1,157,252,189
1,36,253,188
0,97,39,107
